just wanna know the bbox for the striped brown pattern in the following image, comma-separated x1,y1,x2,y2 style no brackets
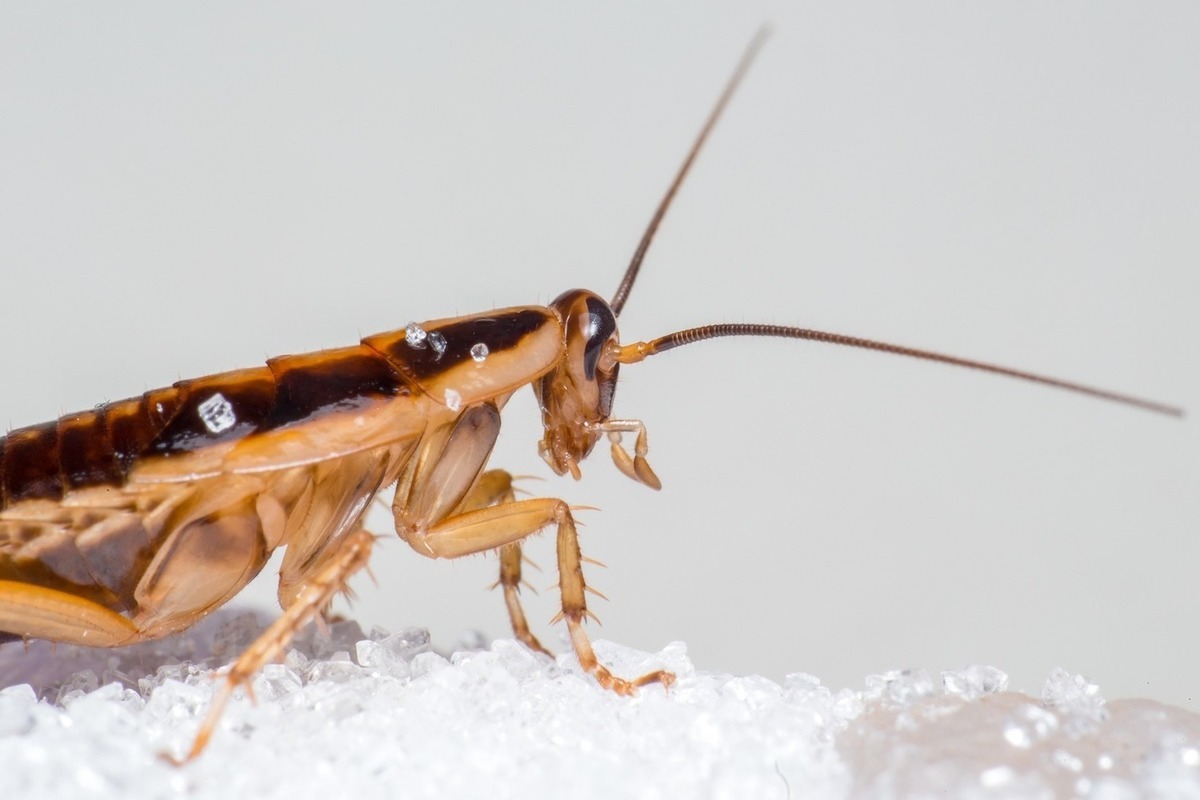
0,307,556,510
365,310,550,380
0,344,415,510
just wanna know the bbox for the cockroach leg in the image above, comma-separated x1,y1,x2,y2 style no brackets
459,469,519,513
550,502,675,693
398,497,673,691
457,469,551,656
0,580,141,648
403,498,573,560
498,542,550,657
178,528,374,762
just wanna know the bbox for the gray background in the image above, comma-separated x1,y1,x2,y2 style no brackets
2,4,1196,708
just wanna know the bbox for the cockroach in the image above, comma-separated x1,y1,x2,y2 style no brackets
0,30,1182,760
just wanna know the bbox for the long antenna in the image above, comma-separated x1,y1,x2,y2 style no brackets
610,27,770,317
609,31,1181,419
616,323,1184,417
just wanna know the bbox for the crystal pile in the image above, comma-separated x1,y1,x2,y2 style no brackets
1,610,1197,799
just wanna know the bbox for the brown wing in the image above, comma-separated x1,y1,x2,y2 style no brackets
0,343,421,503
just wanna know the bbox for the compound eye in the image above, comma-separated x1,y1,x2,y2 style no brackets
582,297,618,380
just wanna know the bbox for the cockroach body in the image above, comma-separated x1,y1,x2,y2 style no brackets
0,32,1181,760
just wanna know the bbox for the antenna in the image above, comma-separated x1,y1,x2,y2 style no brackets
610,27,770,317
615,323,1183,417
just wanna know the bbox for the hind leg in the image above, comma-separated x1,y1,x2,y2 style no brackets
179,528,374,761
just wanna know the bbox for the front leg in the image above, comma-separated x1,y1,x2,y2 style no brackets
397,497,674,694
393,404,672,693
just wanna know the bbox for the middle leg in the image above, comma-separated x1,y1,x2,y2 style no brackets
458,469,549,656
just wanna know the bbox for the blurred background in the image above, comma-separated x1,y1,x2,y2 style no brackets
2,3,1196,708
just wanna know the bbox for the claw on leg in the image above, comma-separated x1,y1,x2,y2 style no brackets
565,615,676,694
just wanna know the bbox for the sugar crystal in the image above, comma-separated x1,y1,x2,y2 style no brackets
2,609,1198,798
428,331,447,358
405,322,427,347
941,665,1008,700
196,393,236,434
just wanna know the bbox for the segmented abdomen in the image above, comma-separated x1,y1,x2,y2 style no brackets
0,344,414,510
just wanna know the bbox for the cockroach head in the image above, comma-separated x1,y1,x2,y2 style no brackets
535,289,620,479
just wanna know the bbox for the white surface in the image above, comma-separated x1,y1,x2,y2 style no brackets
2,611,1199,799
1,2,1197,713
